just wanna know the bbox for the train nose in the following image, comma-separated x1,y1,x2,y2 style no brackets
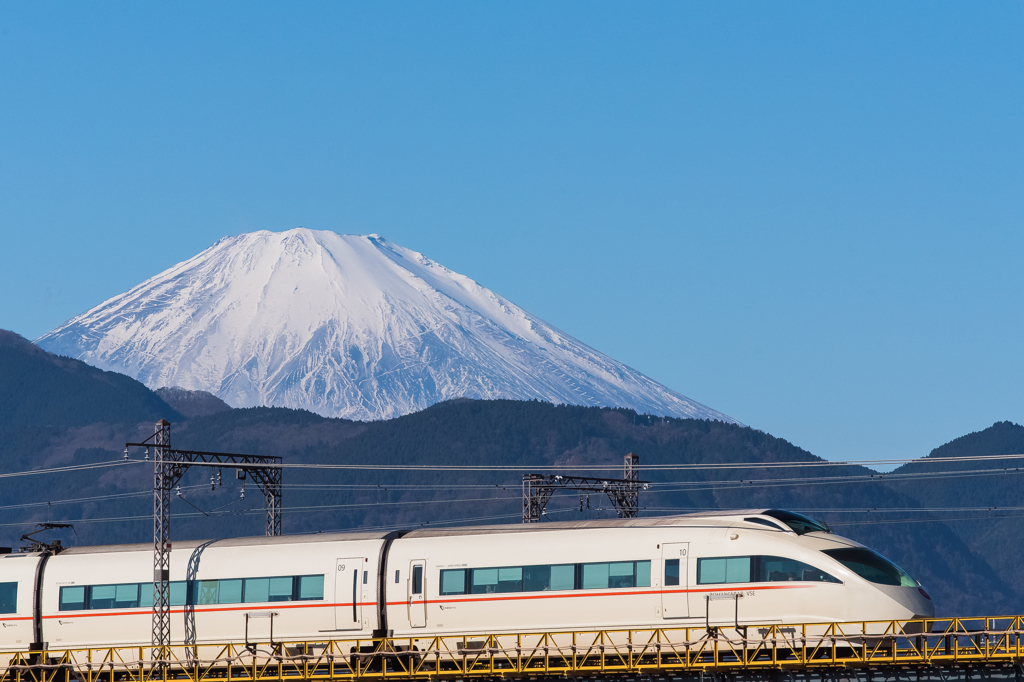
900,585,935,618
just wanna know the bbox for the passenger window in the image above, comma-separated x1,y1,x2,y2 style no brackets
298,575,324,600
637,561,651,587
760,556,840,583
471,568,498,593
665,559,680,586
440,569,467,595
582,561,649,589
582,563,610,589
522,564,575,591
195,580,219,605
0,582,16,614
89,584,117,609
549,564,576,590
243,578,270,603
496,567,522,593
139,584,154,608
411,566,423,595
268,577,292,602
88,583,140,609
169,581,188,606
698,557,751,584
609,562,635,588
114,583,139,608
218,579,242,604
59,585,86,611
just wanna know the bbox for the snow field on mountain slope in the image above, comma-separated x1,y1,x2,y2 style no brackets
37,229,735,423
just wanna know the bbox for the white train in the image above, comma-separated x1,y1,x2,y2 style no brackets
0,509,932,653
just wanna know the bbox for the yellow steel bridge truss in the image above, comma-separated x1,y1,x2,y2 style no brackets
2,617,1023,682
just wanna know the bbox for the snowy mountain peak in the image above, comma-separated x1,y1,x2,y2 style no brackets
37,229,736,423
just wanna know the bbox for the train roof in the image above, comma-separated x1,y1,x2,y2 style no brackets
55,510,797,555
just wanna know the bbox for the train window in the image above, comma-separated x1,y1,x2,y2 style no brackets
698,557,751,584
440,569,467,595
763,510,829,536
115,583,140,608
822,548,916,587
395,570,400,584
298,575,324,600
140,585,154,608
582,563,609,589
497,567,522,592
59,586,86,611
195,580,220,605
665,559,680,586
412,566,423,594
363,571,368,585
637,561,651,587
0,582,15,614
471,568,497,593
169,581,188,606
697,556,840,585
581,561,651,589
88,583,142,609
268,577,293,601
760,556,840,583
243,578,269,603
522,564,575,592
219,579,243,604
550,565,576,591
744,517,785,531
443,560,651,596
89,585,117,609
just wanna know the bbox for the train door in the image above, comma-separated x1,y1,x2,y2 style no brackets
408,560,426,628
335,558,362,630
661,543,689,618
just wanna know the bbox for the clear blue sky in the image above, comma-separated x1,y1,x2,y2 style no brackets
1,3,1021,465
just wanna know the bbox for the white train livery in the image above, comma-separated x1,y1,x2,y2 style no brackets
0,509,933,652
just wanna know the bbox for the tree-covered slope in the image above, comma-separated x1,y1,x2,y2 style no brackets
0,330,181,426
887,421,1024,604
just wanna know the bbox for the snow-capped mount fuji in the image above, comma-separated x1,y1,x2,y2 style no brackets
37,229,736,423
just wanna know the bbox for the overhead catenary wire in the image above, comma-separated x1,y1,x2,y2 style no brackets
0,460,142,480
0,464,1020,522
0,494,529,528
270,452,1024,471
7,493,1024,531
5,451,1024,483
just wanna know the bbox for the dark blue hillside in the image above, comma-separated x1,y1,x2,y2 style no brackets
0,330,182,427
887,421,1024,610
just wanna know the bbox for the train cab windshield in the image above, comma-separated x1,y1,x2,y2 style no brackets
762,510,830,535
822,548,918,587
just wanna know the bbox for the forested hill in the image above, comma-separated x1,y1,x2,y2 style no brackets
0,332,1021,615
0,330,181,427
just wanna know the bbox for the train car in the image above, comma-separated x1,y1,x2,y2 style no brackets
384,509,933,638
0,552,43,652
29,532,389,650
0,509,932,655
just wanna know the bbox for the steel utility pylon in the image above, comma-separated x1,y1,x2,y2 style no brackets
522,452,648,522
126,420,283,657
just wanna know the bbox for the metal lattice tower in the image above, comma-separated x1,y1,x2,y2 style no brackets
522,452,647,523
152,419,172,657
128,420,283,657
